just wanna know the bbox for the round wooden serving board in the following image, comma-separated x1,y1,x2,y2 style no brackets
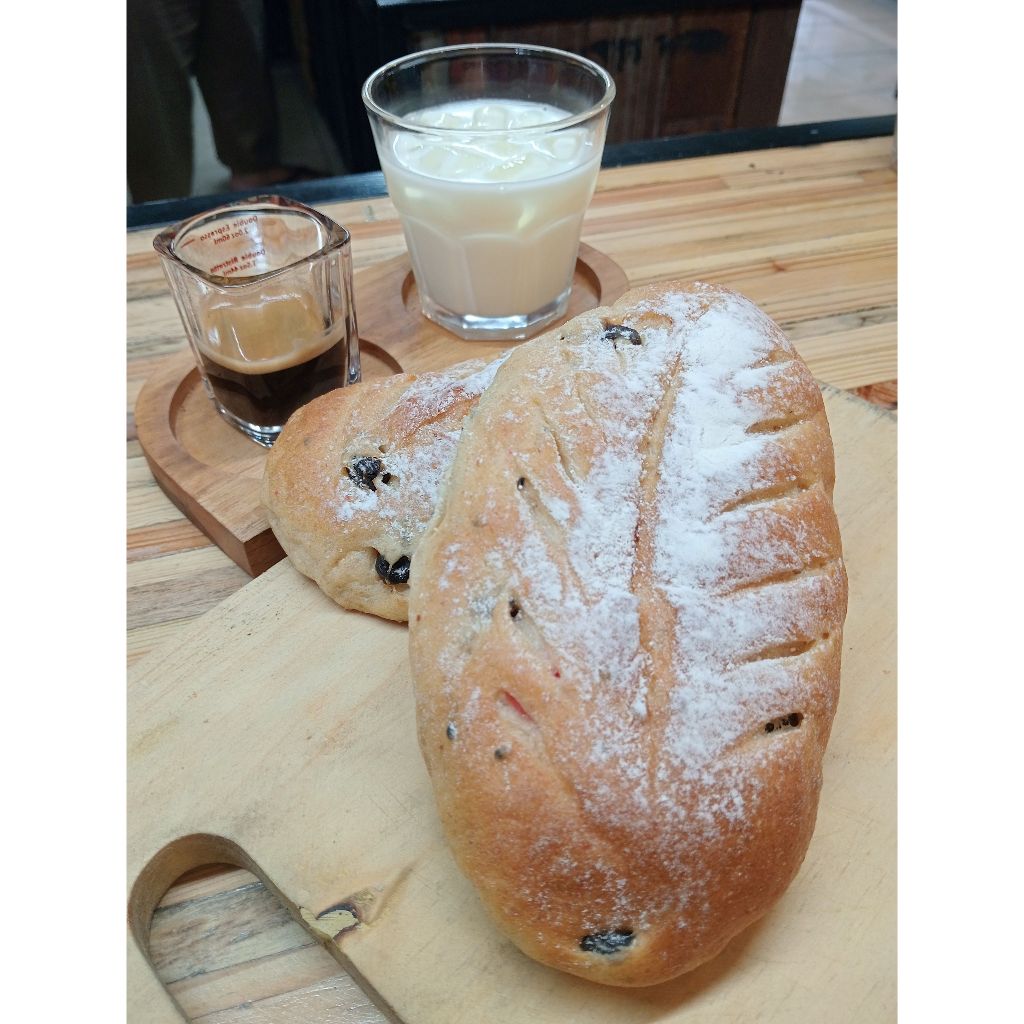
134,244,629,576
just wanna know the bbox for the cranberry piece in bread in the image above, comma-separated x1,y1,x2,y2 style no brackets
408,282,847,986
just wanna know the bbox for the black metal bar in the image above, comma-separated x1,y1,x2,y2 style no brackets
600,114,896,166
128,172,388,231
127,115,895,231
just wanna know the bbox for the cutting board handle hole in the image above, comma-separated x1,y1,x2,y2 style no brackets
129,833,254,953
130,834,396,1022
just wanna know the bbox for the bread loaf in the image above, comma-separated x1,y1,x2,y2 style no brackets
407,282,847,986
261,356,505,620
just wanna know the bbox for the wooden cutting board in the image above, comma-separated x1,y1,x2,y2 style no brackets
128,387,896,1023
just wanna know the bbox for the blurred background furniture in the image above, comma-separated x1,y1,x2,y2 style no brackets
303,0,804,172
166,0,896,199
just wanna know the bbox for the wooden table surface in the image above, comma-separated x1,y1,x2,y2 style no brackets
127,135,896,1022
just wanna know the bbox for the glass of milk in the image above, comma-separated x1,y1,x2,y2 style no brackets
362,44,615,341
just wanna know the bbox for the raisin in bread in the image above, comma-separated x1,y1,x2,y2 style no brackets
262,356,506,621
407,282,848,986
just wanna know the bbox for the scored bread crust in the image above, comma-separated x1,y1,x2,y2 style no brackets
407,282,848,986
261,356,505,621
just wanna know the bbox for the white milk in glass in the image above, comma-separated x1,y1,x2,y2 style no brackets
379,99,602,322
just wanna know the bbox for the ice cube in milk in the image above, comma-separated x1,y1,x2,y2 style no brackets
379,100,602,320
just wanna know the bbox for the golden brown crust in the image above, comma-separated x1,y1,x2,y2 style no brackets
407,282,848,986
261,357,505,620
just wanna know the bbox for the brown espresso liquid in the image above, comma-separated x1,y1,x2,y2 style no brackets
197,293,348,428
198,340,346,427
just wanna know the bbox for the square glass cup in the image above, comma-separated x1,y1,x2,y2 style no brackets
154,195,360,447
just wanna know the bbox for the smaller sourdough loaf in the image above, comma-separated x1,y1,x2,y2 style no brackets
407,282,848,986
261,356,505,621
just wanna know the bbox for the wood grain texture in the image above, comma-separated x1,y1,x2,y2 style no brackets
151,866,386,1023
127,136,896,1021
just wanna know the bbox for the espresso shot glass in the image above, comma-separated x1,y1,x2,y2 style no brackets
154,196,360,447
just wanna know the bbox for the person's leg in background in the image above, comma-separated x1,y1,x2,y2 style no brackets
193,0,294,191
128,0,302,202
126,0,198,202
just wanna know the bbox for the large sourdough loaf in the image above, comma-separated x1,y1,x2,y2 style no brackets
262,357,504,621
407,282,848,986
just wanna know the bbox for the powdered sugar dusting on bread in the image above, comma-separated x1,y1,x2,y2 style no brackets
331,355,508,536
427,287,827,832
652,293,808,778
464,291,712,823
